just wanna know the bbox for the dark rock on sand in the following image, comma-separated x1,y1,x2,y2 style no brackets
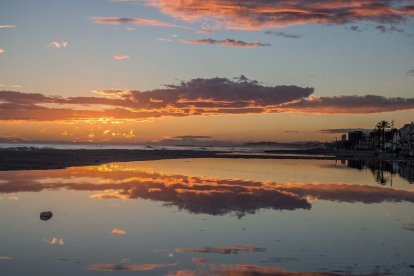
40,211,53,221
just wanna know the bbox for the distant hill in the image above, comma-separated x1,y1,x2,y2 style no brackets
244,141,325,149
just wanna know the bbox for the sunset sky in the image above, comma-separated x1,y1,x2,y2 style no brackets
0,0,413,143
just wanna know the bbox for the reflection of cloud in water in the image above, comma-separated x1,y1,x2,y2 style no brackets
168,264,336,276
88,262,177,271
192,257,208,265
44,237,64,246
175,245,266,255
403,222,414,232
111,228,126,235
1,163,414,217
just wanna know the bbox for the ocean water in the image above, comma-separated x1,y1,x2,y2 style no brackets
0,142,279,153
0,158,413,275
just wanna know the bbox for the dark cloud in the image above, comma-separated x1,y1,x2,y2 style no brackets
407,69,414,79
264,30,302,38
89,263,177,271
143,0,414,30
319,128,372,134
175,245,266,254
181,38,271,47
91,16,189,29
376,24,404,33
285,95,414,114
350,25,362,32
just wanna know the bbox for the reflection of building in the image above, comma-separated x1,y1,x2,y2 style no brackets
386,129,401,151
398,162,414,183
347,159,414,184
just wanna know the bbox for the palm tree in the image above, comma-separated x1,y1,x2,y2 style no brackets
374,120,392,150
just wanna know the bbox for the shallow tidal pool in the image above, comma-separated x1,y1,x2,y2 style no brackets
0,158,414,275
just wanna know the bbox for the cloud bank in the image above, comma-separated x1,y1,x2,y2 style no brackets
142,0,414,30
319,128,372,134
287,95,414,114
0,76,413,121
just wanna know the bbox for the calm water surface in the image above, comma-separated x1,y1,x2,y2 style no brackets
0,158,413,275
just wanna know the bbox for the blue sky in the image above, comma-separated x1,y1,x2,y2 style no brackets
0,0,413,142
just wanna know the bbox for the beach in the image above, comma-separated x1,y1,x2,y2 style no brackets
1,147,412,171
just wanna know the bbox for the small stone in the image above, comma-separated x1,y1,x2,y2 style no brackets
40,211,53,221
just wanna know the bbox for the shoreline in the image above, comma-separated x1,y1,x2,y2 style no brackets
0,148,412,171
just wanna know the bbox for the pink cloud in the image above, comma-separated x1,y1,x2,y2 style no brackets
142,0,414,30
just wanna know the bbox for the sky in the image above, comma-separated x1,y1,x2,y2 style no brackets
0,0,413,143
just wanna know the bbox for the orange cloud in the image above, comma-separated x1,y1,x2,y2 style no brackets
0,77,314,121
113,55,129,60
143,0,414,30
1,76,414,122
0,48,4,54
111,228,127,235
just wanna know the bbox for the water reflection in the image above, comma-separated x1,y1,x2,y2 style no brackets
89,262,178,272
1,159,414,275
88,262,336,275
175,245,266,254
43,237,64,246
166,264,337,276
346,160,414,185
1,162,414,217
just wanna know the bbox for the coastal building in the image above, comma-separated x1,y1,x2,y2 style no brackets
385,129,400,151
347,131,371,150
399,122,414,155
333,121,414,155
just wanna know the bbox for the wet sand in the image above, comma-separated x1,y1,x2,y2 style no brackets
0,148,411,171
